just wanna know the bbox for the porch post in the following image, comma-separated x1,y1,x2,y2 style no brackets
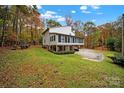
67,45,70,51
65,46,67,52
49,45,51,50
56,45,58,52
62,46,64,52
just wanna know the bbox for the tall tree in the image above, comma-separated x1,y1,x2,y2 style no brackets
65,16,73,26
83,21,96,48
0,5,10,47
72,20,83,31
0,5,44,47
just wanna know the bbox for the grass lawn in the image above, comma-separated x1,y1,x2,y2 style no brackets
0,46,124,88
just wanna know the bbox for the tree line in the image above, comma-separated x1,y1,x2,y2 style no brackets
46,16,122,52
0,5,44,48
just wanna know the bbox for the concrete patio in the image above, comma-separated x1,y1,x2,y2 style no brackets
75,49,104,62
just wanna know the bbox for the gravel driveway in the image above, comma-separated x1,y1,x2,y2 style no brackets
75,49,104,62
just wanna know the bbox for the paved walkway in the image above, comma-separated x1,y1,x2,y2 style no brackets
75,49,104,62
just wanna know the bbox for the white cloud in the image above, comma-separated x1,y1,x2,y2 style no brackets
92,19,96,22
41,10,65,22
46,10,56,15
54,15,62,18
41,13,54,19
71,10,76,13
80,6,87,10
57,17,65,22
36,5,42,9
96,12,103,15
91,5,100,9
41,10,57,19
80,6,91,14
82,10,91,14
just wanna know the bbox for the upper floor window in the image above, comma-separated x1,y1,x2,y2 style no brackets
73,37,74,43
58,34,61,42
50,37,51,41
68,36,70,43
65,36,67,43
54,35,56,41
61,35,64,43
50,35,56,42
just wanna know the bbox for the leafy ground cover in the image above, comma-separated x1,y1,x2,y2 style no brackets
0,46,124,88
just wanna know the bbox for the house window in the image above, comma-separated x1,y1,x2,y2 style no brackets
50,37,51,41
65,36,67,43
73,37,74,43
71,37,73,43
52,36,53,41
68,36,70,43
75,38,77,43
58,34,61,42
75,37,76,43
51,36,52,41
61,35,64,43
78,38,80,43
50,36,55,41
54,35,56,41
51,36,53,41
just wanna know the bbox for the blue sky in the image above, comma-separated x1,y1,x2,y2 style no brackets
37,5,124,26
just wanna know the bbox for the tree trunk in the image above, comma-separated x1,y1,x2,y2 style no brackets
31,24,33,43
1,17,6,47
0,6,8,47
12,16,16,33
15,6,19,45
35,25,37,41
19,18,23,36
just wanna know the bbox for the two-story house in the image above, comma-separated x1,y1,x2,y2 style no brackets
42,26,84,53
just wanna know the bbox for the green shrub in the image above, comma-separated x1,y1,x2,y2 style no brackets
108,54,124,65
106,37,116,51
114,37,122,52
106,37,122,52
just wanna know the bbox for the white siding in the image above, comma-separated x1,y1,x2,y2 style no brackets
43,31,50,45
